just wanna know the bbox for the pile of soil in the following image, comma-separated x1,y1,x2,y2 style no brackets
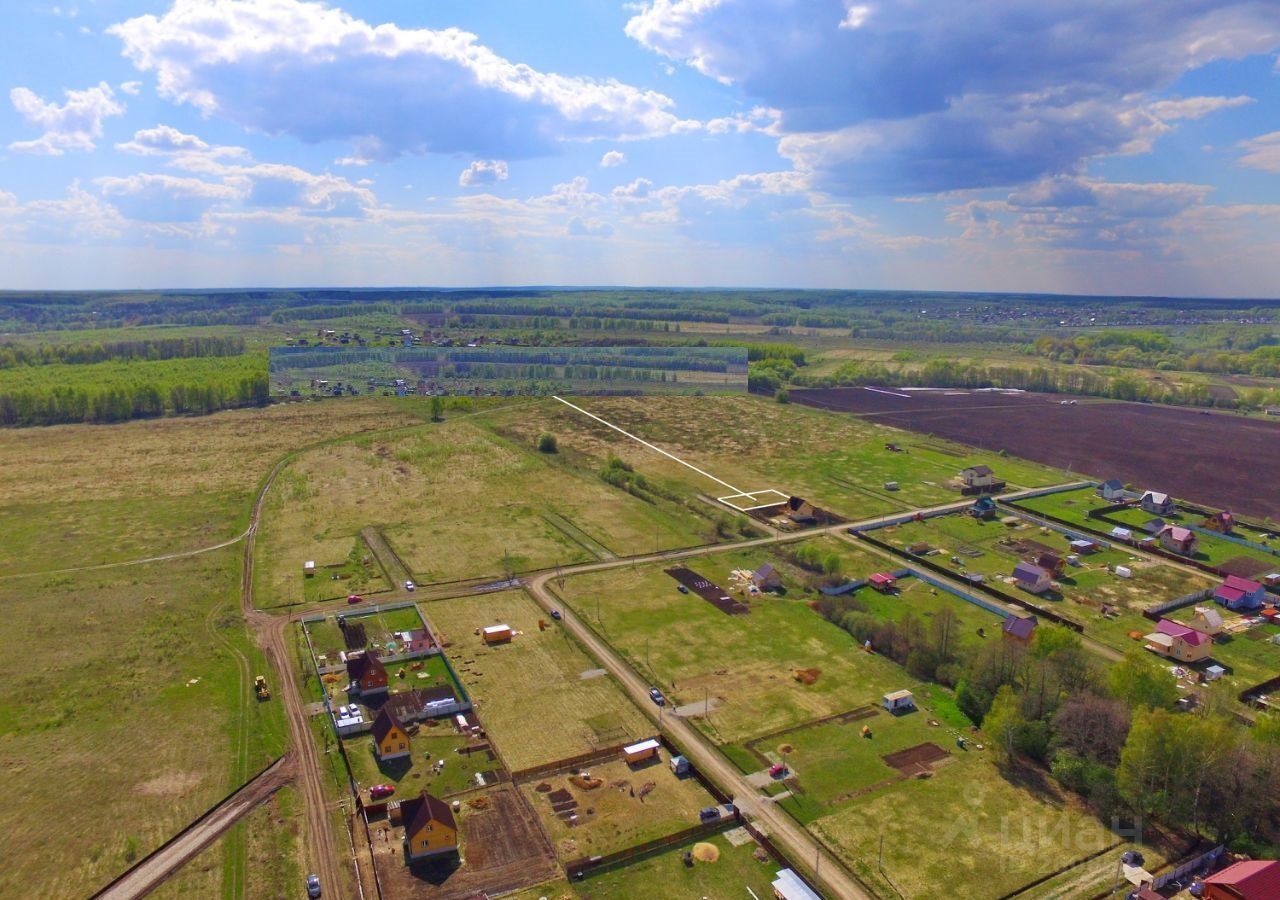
535,782,552,793
692,843,720,862
467,797,489,810
569,775,603,790
793,668,821,685
777,743,794,755
638,782,655,799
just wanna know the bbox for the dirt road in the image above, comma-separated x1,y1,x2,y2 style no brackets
93,756,294,900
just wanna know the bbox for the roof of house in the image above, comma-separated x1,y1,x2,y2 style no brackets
1223,575,1264,592
1195,607,1225,628
1002,614,1038,640
623,738,661,755
1217,586,1247,604
482,624,512,635
973,496,997,510
1142,517,1166,533
1100,479,1124,490
1204,859,1280,896
1013,561,1049,582
1036,552,1063,569
1155,619,1210,646
771,868,822,900
753,562,777,581
964,465,994,476
371,706,406,745
1142,491,1171,504
402,792,456,837
1159,525,1194,542
347,652,387,682
869,572,896,585
884,689,914,701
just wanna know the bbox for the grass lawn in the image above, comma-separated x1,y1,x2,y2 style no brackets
552,542,924,745
812,756,1131,900
572,831,778,899
421,590,651,771
254,414,717,600
486,395,1067,524
303,603,427,661
521,755,720,862
302,537,388,604
345,727,498,799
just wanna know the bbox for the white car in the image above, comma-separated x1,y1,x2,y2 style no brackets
404,580,416,591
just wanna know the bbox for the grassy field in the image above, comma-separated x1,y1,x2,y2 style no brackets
346,728,498,799
303,603,426,661
421,590,652,771
873,511,1216,651
485,394,1067,524
254,413,719,602
521,755,719,861
552,541,925,745
571,831,779,899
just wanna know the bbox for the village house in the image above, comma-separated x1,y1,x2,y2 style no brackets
400,792,458,861
371,707,411,761
346,652,389,697
1143,619,1212,664
1032,552,1065,577
1202,859,1280,900
751,562,782,591
1215,575,1267,612
869,572,897,593
959,465,1002,492
1001,613,1038,645
1191,606,1225,636
969,496,998,519
1097,479,1127,500
1012,561,1053,594
482,624,513,644
1140,491,1176,516
1158,524,1199,556
1202,510,1236,534
785,496,819,525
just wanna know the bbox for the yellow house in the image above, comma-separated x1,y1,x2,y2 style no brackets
371,707,410,762
402,792,458,861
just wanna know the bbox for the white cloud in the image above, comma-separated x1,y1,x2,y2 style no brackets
568,216,614,237
626,0,1280,194
458,160,510,187
119,81,143,96
1238,131,1280,173
116,124,209,156
8,82,125,155
600,150,627,167
95,173,240,222
110,0,691,161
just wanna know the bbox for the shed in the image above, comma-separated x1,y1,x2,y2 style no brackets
1001,614,1038,644
1069,539,1098,553
771,868,821,900
869,572,897,593
1097,479,1126,500
670,755,690,776
482,624,513,644
304,560,316,576
970,496,998,518
751,563,783,590
882,689,915,712
1205,665,1226,681
1115,565,1133,578
622,738,661,765
1110,527,1132,540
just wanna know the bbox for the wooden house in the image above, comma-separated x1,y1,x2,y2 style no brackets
401,792,458,861
1158,525,1198,557
1201,510,1236,535
346,652,388,696
371,707,411,761
1012,561,1053,594
1032,552,1065,577
1001,614,1038,646
1140,491,1176,516
622,738,661,765
1191,606,1225,636
1202,859,1280,900
1143,619,1212,663
482,624,513,644
751,563,782,591
960,465,1003,493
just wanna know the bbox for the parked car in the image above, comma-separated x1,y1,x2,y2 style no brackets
306,874,322,898
404,580,416,591
347,594,363,604
769,763,789,778
369,784,395,800
649,688,666,706
550,609,562,620
699,807,721,822
676,584,689,594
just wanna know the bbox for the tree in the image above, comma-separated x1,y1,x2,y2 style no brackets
1052,693,1131,766
1108,649,1178,710
430,395,444,422
537,433,558,453
984,685,1025,764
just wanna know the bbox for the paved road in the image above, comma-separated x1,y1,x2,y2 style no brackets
93,756,294,900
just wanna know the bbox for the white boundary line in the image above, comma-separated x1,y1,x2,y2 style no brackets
553,395,744,494
717,488,790,512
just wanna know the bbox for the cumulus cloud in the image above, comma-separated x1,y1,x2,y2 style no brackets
95,172,240,221
119,80,143,95
600,150,627,167
567,216,614,237
8,81,125,155
1238,131,1280,173
116,124,209,156
458,159,509,187
109,0,693,162
626,0,1280,194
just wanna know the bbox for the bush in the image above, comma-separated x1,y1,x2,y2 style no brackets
775,388,790,403
537,433,558,453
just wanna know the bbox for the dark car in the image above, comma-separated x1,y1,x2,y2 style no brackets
306,874,321,898
649,688,666,706
550,609,562,620
676,584,689,594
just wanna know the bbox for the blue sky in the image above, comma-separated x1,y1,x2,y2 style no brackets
1,0,1278,296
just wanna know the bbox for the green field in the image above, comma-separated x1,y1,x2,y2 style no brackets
421,590,652,771
571,831,779,899
486,394,1068,523
345,728,497,799
552,540,925,744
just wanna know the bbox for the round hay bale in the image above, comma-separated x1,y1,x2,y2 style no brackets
692,842,720,862
777,743,794,755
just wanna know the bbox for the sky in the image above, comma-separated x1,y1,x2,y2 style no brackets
1,0,1279,296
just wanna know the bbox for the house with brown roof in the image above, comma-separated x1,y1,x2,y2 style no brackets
1158,524,1199,557
371,707,411,761
1201,510,1236,535
1001,614,1038,645
346,652,388,696
401,792,458,861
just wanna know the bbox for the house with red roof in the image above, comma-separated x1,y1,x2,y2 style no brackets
868,572,897,593
1143,618,1212,663
1158,524,1199,557
1203,859,1280,900
346,651,389,696
1215,575,1267,612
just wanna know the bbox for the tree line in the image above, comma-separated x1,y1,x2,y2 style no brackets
0,335,245,369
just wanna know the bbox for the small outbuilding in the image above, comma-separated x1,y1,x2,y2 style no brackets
771,868,822,900
869,572,897,593
304,560,316,576
482,624,513,644
1097,479,1126,500
670,755,690,776
1110,526,1132,541
882,689,915,713
622,738,661,765
969,496,998,519
751,563,783,591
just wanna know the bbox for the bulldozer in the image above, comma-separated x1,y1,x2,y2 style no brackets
254,675,271,701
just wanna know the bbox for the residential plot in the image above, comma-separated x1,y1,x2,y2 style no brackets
521,755,720,862
421,590,652,771
255,417,716,598
346,728,498,801
569,831,778,900
553,541,922,744
484,394,1066,523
